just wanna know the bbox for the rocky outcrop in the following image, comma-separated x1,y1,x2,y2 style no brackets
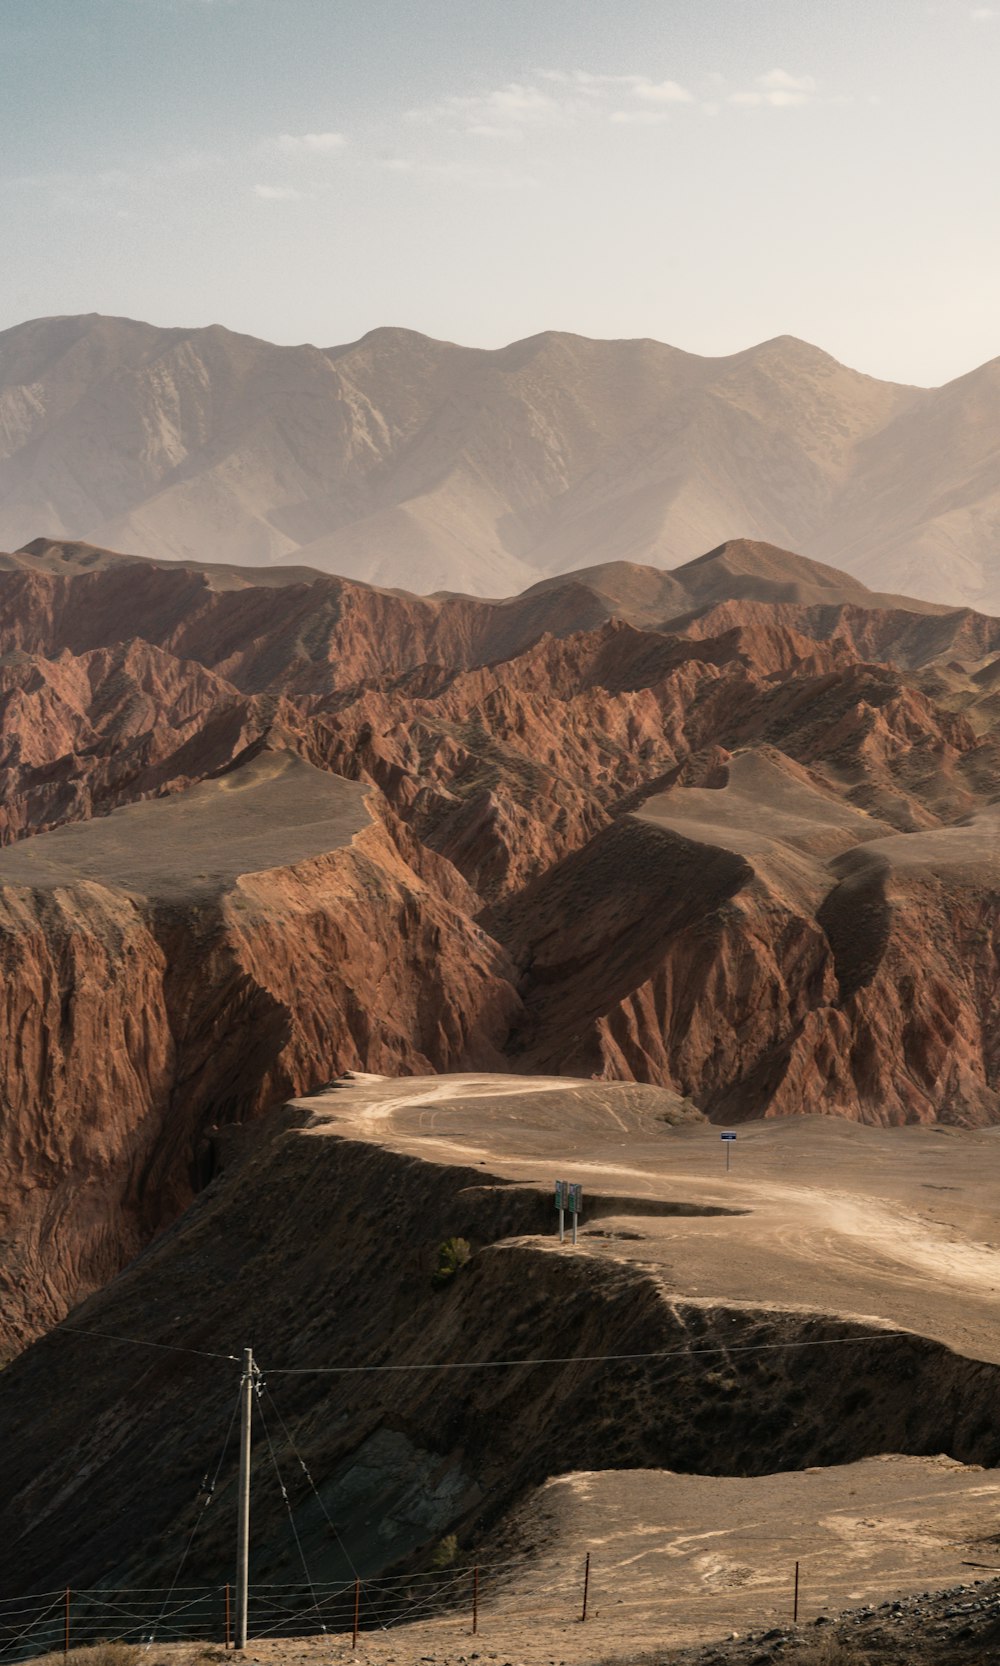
496,752,1000,1125
0,750,519,1352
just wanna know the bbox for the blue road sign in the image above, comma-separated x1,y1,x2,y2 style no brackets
720,1133,737,1141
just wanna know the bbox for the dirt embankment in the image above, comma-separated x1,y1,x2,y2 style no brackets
4,1099,1000,1603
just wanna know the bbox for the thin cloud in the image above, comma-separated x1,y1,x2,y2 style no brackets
410,70,697,136
417,82,570,131
275,132,346,155
729,68,821,108
631,79,695,104
380,157,537,189
757,68,817,93
403,65,839,137
610,110,677,126
466,123,525,141
254,184,304,200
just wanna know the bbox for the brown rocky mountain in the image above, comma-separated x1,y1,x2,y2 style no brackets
2,315,1000,606
3,534,1000,1359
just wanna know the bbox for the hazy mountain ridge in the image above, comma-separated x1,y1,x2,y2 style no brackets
3,314,1000,605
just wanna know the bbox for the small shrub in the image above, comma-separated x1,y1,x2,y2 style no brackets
431,1236,471,1288
80,1644,142,1666
430,1532,459,1570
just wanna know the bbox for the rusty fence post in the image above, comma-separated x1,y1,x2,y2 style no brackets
581,1552,590,1623
64,1588,70,1662
225,1583,231,1649
352,1578,360,1649
472,1566,479,1635
793,1560,800,1624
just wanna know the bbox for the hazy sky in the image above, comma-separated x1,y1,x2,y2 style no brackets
0,0,997,383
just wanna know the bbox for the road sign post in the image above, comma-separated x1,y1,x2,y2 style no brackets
721,1132,737,1173
569,1182,582,1244
556,1180,582,1243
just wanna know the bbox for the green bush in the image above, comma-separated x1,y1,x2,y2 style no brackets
431,1236,471,1288
430,1532,459,1569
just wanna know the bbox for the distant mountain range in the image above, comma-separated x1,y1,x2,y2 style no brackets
1,312,999,606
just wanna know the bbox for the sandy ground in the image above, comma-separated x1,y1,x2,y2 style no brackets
215,1454,1000,1662
245,1072,1000,1659
297,1073,1000,1366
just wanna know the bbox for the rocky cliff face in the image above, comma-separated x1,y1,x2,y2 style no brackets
3,536,1000,1350
0,750,518,1353
495,752,1000,1125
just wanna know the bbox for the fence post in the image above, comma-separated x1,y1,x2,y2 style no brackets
793,1560,800,1624
352,1578,360,1649
581,1552,590,1622
225,1583,231,1649
64,1588,70,1662
472,1566,479,1635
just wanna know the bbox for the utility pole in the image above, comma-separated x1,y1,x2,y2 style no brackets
235,1347,254,1650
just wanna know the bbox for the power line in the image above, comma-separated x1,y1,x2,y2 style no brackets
252,1381,324,1633
46,1321,914,1378
259,1381,394,1632
150,1375,244,1641
57,1324,240,1363
261,1328,911,1376
260,1383,362,1583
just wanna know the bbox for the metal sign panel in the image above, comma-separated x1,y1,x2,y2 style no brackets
720,1133,737,1141
555,1179,567,1208
568,1183,582,1212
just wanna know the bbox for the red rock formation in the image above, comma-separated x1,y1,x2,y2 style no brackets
496,752,1000,1126
0,750,518,1352
4,537,1000,1349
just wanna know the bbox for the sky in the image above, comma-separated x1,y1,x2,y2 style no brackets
0,0,997,385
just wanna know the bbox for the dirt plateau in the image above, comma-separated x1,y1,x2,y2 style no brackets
4,534,1000,1349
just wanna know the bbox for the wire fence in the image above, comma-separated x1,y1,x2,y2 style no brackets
6,1541,987,1663
0,1558,584,1663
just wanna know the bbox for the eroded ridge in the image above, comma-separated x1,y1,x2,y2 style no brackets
3,1072,1000,1646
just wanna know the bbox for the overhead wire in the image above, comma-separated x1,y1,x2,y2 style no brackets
57,1325,240,1364
24,1261,929,1649
253,1376,325,1635
259,1379,395,1631
259,1383,363,1584
261,1327,910,1377
148,1374,243,1643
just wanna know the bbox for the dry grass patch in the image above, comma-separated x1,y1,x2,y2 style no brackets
789,1638,870,1666
33,1645,222,1666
